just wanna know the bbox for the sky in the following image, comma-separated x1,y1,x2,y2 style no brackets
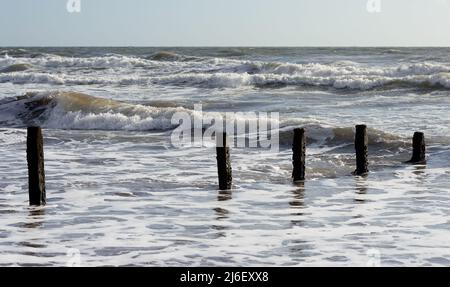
0,0,449,46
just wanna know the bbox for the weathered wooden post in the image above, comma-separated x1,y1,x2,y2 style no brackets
292,128,306,182
407,132,426,164
216,132,232,190
354,124,369,175
27,127,46,206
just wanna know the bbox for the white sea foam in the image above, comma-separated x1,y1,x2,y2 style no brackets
2,48,450,266
0,72,65,85
2,52,450,90
1,70,449,90
1,58,450,89
0,92,280,133
0,54,156,69
0,129,25,145
45,102,183,131
0,91,408,153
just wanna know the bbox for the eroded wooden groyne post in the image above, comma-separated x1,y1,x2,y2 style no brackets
408,132,426,164
216,132,232,190
354,124,369,176
292,128,306,182
27,127,46,206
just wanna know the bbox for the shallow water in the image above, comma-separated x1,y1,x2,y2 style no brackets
0,47,450,266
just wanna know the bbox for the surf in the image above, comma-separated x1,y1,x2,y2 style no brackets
0,91,417,153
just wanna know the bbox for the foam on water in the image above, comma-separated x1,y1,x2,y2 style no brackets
2,71,450,90
0,91,413,154
1,52,450,90
0,127,449,266
1,48,450,266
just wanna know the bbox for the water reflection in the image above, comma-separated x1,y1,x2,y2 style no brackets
354,177,368,204
213,207,229,220
217,190,232,201
290,181,305,227
210,224,227,238
290,182,305,211
412,165,427,183
22,207,46,229
212,194,231,238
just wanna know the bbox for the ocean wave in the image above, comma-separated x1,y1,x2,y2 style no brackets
2,69,450,90
3,50,450,76
0,72,65,85
149,71,450,90
0,48,44,58
0,54,161,70
2,50,450,90
147,51,201,62
278,124,407,151
0,63,33,73
0,91,188,131
39,54,155,69
0,91,413,152
0,72,152,86
0,91,281,132
229,60,450,77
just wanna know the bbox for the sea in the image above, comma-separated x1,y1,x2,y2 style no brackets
0,47,450,266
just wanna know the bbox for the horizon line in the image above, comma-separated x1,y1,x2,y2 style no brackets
2,45,450,48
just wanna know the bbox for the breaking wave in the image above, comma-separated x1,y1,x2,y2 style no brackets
1,50,450,89
0,63,32,73
278,124,408,151
148,51,201,62
1,68,450,90
0,91,414,150
0,91,186,130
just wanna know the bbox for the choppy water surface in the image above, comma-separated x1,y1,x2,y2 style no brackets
1,47,450,266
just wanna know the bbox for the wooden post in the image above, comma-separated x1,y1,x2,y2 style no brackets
216,132,232,190
408,132,426,164
292,128,306,182
27,127,46,206
354,124,369,176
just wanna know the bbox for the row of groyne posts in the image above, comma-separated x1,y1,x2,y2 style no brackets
25,125,426,206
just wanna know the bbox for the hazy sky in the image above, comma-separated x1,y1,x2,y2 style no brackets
0,0,449,46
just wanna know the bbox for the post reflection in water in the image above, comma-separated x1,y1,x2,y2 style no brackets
290,181,306,227
23,207,46,229
213,207,229,220
354,176,368,204
217,189,232,202
412,164,427,183
211,190,232,238
290,182,305,210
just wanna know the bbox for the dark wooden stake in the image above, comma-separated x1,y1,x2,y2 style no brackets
27,127,46,206
408,132,426,164
354,124,369,176
292,128,306,182
216,132,232,190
